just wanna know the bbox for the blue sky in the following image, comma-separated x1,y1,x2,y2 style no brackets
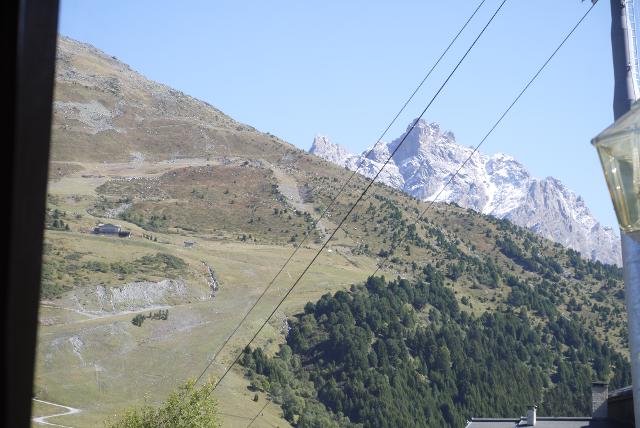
59,0,620,230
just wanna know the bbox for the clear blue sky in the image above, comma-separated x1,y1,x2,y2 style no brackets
59,0,620,230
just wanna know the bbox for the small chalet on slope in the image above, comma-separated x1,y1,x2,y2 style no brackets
466,383,634,427
93,223,131,237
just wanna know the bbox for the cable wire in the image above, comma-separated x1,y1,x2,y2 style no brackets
246,400,271,428
219,412,253,421
193,0,487,384
206,0,509,394
372,1,598,276
237,0,598,421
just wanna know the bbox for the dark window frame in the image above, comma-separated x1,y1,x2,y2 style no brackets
2,0,59,426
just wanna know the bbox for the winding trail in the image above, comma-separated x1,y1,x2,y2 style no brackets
32,398,81,427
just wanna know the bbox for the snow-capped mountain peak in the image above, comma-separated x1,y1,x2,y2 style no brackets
309,119,621,265
310,135,352,165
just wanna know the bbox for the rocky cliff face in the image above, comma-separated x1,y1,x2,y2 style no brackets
310,119,621,265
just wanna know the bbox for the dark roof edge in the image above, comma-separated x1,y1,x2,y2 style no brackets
609,385,633,399
470,417,596,421
469,418,520,422
536,417,594,421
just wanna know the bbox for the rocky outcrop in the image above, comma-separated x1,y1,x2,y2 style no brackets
310,119,621,265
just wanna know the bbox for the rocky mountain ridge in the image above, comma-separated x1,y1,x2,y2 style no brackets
310,119,621,265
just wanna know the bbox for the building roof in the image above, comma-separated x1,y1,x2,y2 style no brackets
466,419,520,427
608,386,633,401
466,417,631,428
467,385,635,428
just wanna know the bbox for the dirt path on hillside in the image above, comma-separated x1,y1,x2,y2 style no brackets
271,167,310,213
32,398,81,427
270,165,333,242
39,303,174,329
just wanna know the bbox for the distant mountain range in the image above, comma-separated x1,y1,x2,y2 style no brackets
309,119,621,265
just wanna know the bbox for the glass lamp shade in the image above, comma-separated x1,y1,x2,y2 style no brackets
593,101,640,233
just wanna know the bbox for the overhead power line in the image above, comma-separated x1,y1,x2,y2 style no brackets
204,0,509,394
246,400,271,428
373,1,598,276
194,0,487,384
238,0,599,422
219,412,253,421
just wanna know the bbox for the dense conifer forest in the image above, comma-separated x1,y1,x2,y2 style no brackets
242,270,631,428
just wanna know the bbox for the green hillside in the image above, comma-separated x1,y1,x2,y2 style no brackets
242,274,630,427
33,36,630,427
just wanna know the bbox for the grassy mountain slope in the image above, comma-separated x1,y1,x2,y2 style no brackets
35,36,629,427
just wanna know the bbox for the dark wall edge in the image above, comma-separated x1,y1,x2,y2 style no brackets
2,0,59,426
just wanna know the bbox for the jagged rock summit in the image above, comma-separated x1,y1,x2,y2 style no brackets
310,119,621,265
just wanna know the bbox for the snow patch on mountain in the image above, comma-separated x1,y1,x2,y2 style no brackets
309,119,621,266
